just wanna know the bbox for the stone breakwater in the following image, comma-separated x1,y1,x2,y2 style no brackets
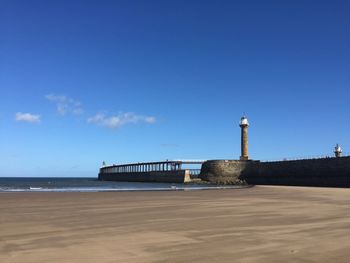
199,156,350,187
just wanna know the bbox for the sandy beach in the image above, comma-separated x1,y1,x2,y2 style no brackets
1,186,350,262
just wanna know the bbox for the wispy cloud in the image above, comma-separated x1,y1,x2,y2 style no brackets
45,94,84,115
15,112,41,123
87,112,156,129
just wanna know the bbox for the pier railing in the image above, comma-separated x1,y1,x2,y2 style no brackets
262,152,350,163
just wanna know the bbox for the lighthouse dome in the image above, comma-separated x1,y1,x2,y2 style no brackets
240,116,249,126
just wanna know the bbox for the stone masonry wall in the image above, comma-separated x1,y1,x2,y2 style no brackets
200,157,350,187
249,156,350,187
199,160,259,184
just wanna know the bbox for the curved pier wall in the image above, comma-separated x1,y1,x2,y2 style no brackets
99,170,191,183
200,157,350,187
199,160,259,184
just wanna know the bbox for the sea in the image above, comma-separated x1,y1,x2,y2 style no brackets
0,177,241,192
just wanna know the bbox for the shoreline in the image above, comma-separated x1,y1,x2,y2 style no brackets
0,185,248,193
0,178,250,193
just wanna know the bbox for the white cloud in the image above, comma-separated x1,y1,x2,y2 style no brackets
45,94,84,115
87,112,156,129
15,112,41,123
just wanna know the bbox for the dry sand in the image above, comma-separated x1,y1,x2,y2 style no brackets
1,186,350,262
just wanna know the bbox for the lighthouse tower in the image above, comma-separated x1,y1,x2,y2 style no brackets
334,144,342,158
239,116,249,160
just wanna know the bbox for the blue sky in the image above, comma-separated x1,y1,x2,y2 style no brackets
1,0,349,177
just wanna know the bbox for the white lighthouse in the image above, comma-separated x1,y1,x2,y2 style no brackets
239,116,249,160
334,144,342,158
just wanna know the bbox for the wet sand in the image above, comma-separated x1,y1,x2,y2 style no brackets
1,186,350,262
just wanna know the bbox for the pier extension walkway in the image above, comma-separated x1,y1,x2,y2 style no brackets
98,160,205,183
